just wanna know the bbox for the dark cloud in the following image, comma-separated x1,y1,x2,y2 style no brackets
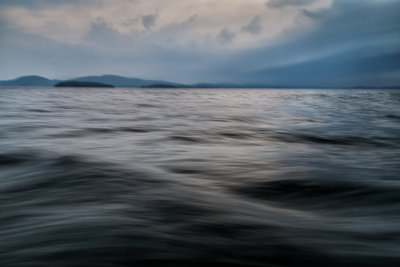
85,17,122,44
301,8,327,20
247,49,400,87
222,0,400,86
217,28,236,44
185,15,198,25
141,14,158,30
241,15,262,35
266,0,318,8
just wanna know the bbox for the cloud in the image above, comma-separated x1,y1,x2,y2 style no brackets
301,8,327,19
84,17,123,45
241,15,262,35
141,14,158,31
266,0,319,8
184,15,198,25
225,0,400,86
0,0,329,51
0,0,398,87
246,49,400,87
217,28,236,44
123,17,139,27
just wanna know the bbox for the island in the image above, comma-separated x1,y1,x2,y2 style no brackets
54,81,114,88
141,84,181,88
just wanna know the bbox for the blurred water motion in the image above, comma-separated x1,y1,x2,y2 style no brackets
0,88,399,266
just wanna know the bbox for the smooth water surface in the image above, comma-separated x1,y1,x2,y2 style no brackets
0,88,399,266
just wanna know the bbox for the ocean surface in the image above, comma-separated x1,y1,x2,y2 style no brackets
0,87,399,266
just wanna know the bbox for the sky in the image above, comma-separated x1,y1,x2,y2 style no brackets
0,0,399,86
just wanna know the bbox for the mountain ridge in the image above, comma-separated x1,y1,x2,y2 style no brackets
0,75,61,86
0,75,399,89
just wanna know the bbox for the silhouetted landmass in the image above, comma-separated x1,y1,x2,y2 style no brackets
0,75,60,86
54,81,114,88
0,74,399,89
71,74,182,88
142,84,181,88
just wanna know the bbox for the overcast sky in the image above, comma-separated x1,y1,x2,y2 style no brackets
0,0,399,86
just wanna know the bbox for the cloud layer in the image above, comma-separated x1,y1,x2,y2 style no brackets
0,0,399,86
266,0,319,8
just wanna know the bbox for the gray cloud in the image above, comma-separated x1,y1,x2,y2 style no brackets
266,0,318,8
247,49,400,87
0,0,84,7
301,8,327,20
227,0,400,86
141,14,158,30
85,17,122,45
185,15,198,25
241,15,262,35
123,17,139,27
217,28,236,44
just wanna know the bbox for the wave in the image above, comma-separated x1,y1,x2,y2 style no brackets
234,179,400,213
25,108,52,113
0,150,165,197
270,131,399,147
166,127,399,147
1,149,400,266
385,114,400,120
50,127,153,138
0,151,31,166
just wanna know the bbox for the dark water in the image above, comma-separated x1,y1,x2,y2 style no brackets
0,87,399,266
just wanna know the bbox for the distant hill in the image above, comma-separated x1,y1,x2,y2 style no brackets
54,81,114,88
142,84,182,88
70,75,261,88
1,74,399,89
0,75,60,86
0,75,280,88
0,74,183,88
71,75,184,88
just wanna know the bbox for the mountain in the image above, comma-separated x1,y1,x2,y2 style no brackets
54,81,114,88
0,75,60,86
0,75,260,88
71,75,184,88
142,84,181,88
69,75,267,88
1,74,398,89
0,74,299,88
0,75,183,88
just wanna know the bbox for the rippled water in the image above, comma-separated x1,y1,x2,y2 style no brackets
0,87,399,266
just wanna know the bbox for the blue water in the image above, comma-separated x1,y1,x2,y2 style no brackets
0,88,399,266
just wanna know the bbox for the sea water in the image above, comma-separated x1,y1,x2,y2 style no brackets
0,88,399,266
